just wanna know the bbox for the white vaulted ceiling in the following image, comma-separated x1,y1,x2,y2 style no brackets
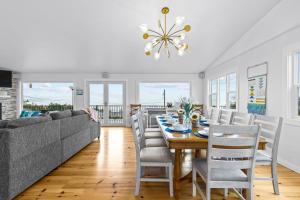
0,0,281,73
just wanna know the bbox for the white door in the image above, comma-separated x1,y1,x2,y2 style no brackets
88,81,125,126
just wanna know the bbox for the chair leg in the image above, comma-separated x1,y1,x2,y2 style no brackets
206,185,211,200
192,166,196,197
135,165,141,196
169,164,174,197
271,161,280,195
247,186,254,200
224,188,228,198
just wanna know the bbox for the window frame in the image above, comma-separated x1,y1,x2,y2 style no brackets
209,79,218,108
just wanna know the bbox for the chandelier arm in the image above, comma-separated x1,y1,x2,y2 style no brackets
166,23,176,36
158,21,165,35
169,35,181,38
164,14,167,34
152,40,162,48
148,29,163,37
168,39,179,50
169,29,184,36
157,41,165,53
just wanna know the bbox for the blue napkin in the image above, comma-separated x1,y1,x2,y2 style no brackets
172,116,179,119
158,116,165,119
165,127,192,134
199,119,207,123
160,119,167,122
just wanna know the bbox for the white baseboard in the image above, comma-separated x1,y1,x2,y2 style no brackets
278,157,300,174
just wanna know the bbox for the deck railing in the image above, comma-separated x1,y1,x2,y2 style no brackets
90,105,124,124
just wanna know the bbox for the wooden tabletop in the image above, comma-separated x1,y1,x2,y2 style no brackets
156,116,267,150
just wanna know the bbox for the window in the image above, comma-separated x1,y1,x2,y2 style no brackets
22,82,74,111
209,79,217,107
139,82,190,107
228,73,237,109
219,76,227,109
296,52,300,116
209,73,237,109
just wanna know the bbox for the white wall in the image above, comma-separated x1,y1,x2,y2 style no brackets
204,0,300,173
20,73,203,126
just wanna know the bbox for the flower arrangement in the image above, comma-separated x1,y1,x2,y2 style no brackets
190,113,200,121
177,108,185,124
177,108,185,115
190,112,200,128
180,97,194,118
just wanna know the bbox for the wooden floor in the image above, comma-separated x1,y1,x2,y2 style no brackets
16,127,300,200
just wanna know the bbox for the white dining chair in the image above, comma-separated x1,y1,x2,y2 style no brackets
219,110,233,125
192,125,261,200
208,108,221,124
137,110,162,138
253,114,283,195
131,115,174,197
231,112,253,125
135,111,166,147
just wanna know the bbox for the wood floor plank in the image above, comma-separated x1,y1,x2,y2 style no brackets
15,127,300,200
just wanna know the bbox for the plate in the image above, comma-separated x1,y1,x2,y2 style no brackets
169,126,188,132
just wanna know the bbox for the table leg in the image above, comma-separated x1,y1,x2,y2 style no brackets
174,149,182,191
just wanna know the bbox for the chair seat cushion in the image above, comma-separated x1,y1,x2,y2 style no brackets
145,138,166,147
145,128,161,132
193,159,247,181
144,131,163,139
140,147,172,163
256,150,272,163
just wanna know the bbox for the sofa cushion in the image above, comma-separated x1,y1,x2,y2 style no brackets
59,114,90,139
71,110,86,116
0,120,8,128
6,116,52,129
50,110,72,120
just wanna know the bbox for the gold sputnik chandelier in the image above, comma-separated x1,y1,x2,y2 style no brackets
140,7,191,60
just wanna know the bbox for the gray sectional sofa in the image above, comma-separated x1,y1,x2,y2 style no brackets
0,110,100,200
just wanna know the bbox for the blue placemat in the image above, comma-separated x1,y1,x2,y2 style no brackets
200,122,209,127
160,119,167,122
165,127,192,134
162,122,171,126
193,131,208,138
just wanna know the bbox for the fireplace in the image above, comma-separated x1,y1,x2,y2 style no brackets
0,102,2,120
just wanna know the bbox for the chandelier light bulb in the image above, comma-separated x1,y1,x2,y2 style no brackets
154,52,160,60
145,42,153,51
173,38,180,45
176,16,185,26
180,33,185,40
178,49,185,56
139,24,148,33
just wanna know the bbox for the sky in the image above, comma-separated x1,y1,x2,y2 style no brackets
23,82,190,106
23,83,73,105
139,83,190,105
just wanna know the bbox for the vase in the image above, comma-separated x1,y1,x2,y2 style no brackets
184,113,191,129
178,114,184,124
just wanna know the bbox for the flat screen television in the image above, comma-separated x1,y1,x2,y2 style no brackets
0,70,12,88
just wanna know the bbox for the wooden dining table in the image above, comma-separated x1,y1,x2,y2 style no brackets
156,116,267,193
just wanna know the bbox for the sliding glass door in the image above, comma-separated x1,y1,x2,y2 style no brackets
88,81,125,126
